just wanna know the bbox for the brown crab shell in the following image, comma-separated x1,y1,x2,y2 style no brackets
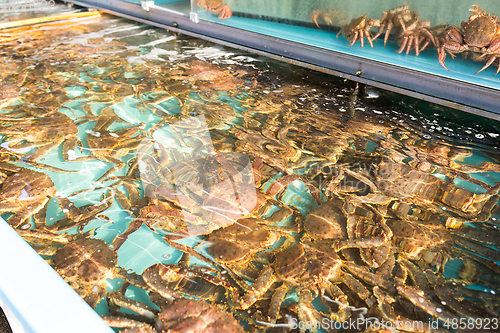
463,14,498,48
155,298,244,333
54,238,117,284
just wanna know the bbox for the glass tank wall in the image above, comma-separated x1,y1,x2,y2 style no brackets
192,0,500,91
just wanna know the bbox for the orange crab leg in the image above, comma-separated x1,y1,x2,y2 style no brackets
364,29,374,48
475,55,499,74
348,31,359,46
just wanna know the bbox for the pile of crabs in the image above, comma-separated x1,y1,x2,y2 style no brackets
311,3,500,75
1,15,500,333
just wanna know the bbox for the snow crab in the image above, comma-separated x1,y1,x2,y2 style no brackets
199,214,298,282
303,197,393,253
140,261,236,303
336,15,380,48
332,157,500,222
103,260,244,332
46,191,114,232
197,0,232,19
54,237,118,308
18,230,122,308
111,152,302,249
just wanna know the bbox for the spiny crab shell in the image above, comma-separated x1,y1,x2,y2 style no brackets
54,238,117,304
462,11,500,48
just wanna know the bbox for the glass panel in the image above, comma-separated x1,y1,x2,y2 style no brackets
192,0,500,91
1,4,500,333
153,0,191,13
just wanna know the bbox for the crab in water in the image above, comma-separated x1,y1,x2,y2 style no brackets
331,156,500,222
176,60,249,94
54,237,119,308
104,296,244,333
102,263,244,333
0,73,27,108
303,197,393,253
373,2,413,46
197,0,232,19
438,5,500,73
0,112,79,160
112,152,303,252
0,163,56,229
68,114,146,182
199,215,297,281
337,15,380,48
233,237,395,330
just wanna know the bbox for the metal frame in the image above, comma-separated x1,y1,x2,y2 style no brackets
68,0,500,121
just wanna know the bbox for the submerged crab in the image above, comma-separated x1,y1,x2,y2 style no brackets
0,164,56,228
309,8,349,28
104,296,244,333
54,238,118,308
111,153,299,249
0,73,27,108
197,0,232,19
103,263,244,333
0,112,79,160
337,15,380,48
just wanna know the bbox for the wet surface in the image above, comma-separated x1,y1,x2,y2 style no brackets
0,7,500,333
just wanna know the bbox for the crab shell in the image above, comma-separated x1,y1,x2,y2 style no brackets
54,238,117,304
462,13,500,48
303,200,347,240
387,219,453,269
155,298,244,333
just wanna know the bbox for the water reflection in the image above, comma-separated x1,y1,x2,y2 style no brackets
0,10,499,333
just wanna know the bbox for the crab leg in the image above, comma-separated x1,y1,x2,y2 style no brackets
339,269,375,307
238,265,277,310
434,284,493,319
475,54,500,74
438,46,450,71
364,29,375,48
268,284,288,323
398,285,458,322
108,291,158,320
101,316,156,333
348,31,359,47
